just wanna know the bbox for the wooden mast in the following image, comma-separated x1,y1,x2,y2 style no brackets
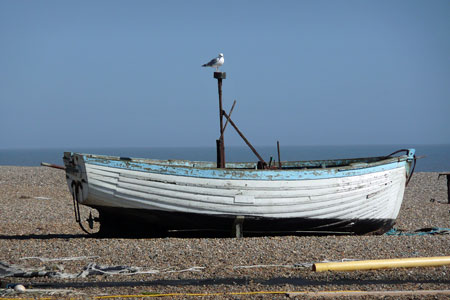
214,71,226,168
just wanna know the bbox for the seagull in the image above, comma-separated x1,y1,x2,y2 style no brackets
202,53,224,71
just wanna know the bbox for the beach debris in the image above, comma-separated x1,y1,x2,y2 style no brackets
165,266,204,273
430,198,448,204
233,264,308,269
1,261,204,279
79,264,204,276
77,263,156,277
34,196,52,200
232,260,356,270
20,256,98,262
0,261,58,278
385,227,450,236
19,196,53,200
0,286,81,297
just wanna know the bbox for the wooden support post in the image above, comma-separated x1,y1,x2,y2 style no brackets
438,173,450,204
447,175,450,204
214,72,226,168
232,216,245,238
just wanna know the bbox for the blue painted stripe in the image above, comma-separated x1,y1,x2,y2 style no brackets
83,155,408,181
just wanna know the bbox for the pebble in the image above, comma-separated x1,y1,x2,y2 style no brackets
13,284,26,292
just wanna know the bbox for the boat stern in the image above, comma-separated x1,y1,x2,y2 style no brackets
63,152,89,204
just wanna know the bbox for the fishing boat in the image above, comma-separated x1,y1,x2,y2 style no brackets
63,149,416,236
61,72,416,236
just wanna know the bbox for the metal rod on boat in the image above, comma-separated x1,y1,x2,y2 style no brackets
40,162,66,170
222,100,236,135
214,72,226,168
277,141,282,169
222,110,267,166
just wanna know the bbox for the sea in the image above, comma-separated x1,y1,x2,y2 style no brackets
0,144,449,172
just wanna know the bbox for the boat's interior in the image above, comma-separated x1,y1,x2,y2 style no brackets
79,153,407,171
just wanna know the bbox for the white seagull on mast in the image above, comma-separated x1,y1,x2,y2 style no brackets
202,53,224,71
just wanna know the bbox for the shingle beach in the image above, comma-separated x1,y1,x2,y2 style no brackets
1,166,450,299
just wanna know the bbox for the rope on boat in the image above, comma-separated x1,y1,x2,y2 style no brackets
385,227,450,236
71,181,92,235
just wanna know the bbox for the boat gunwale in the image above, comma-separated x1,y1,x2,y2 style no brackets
71,152,410,169
64,150,413,176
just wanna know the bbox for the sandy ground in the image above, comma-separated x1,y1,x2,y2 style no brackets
1,166,450,299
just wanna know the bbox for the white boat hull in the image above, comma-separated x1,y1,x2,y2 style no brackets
63,151,414,235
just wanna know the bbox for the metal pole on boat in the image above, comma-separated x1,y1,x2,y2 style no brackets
214,71,226,168
277,141,282,169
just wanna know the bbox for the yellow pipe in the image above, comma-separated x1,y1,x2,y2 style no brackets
313,256,450,272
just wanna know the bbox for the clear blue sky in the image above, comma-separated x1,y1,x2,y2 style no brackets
1,0,449,149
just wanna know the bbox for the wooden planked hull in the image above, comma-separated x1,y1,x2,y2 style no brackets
63,150,415,235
